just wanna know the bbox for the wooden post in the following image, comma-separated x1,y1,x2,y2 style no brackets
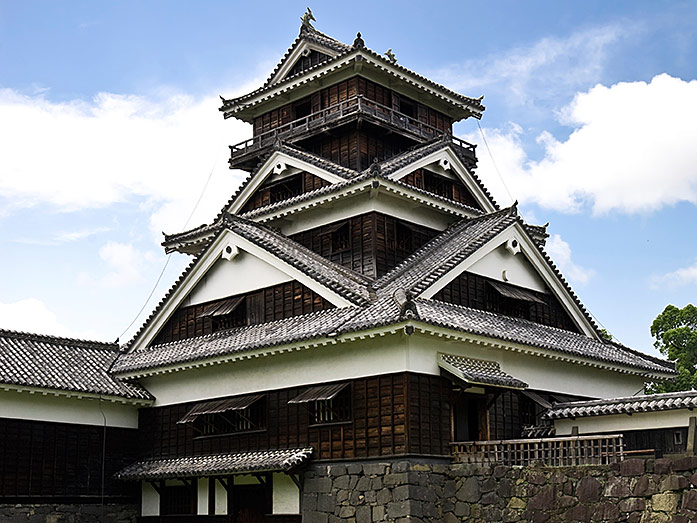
687,416,697,455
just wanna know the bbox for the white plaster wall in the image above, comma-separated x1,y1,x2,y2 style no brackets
141,482,159,516
0,389,140,428
215,479,227,515
186,254,292,306
141,331,647,407
555,409,694,435
468,244,548,293
270,190,454,236
197,478,209,515
272,472,300,514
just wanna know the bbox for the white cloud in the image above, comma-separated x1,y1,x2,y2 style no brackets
55,226,112,242
0,298,98,339
467,74,697,215
544,234,595,285
77,241,155,289
0,87,252,236
435,24,628,104
651,259,697,289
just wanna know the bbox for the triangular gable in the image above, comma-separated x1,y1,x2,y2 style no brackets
265,27,349,87
419,220,599,338
386,146,497,213
129,227,361,352
227,150,349,216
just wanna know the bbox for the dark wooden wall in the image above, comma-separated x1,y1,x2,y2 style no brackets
623,427,689,455
0,417,137,500
434,271,580,332
137,372,453,462
401,168,482,210
290,212,438,279
253,76,452,139
153,281,334,345
241,171,330,214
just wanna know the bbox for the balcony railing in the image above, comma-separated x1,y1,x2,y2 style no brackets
228,95,476,167
451,434,625,467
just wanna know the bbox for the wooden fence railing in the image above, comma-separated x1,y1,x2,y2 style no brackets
229,95,477,164
451,434,624,467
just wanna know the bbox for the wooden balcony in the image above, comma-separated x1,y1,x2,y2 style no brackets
451,434,625,467
228,95,476,170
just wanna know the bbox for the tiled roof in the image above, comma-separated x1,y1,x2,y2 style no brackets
128,214,372,350
115,447,313,480
543,391,697,420
220,43,484,120
413,299,675,375
438,353,528,389
375,208,517,296
115,306,362,375
263,24,350,87
0,329,151,401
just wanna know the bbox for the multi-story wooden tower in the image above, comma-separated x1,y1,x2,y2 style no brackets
109,14,675,521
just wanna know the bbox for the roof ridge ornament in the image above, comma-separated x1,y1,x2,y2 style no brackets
369,157,381,175
300,7,316,33
353,32,365,49
509,200,519,217
384,49,397,64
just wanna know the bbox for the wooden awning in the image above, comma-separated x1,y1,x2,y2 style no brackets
199,296,245,318
488,281,545,304
438,353,528,390
288,383,349,404
178,394,264,424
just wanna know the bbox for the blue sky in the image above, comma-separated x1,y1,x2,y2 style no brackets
1,1,696,357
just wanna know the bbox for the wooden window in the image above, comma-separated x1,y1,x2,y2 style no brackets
268,175,303,204
311,387,351,425
293,98,312,119
399,97,416,119
194,397,267,436
328,221,351,253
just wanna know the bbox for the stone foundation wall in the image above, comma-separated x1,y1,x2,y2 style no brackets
0,503,137,523
302,456,697,522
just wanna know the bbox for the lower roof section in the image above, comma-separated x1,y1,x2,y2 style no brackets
438,352,528,390
115,447,313,481
543,391,697,420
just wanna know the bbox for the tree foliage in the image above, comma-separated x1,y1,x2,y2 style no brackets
648,304,697,393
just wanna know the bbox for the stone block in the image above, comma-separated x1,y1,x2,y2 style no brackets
304,511,329,523
651,491,680,513
633,475,657,497
346,463,363,474
604,476,631,497
370,477,383,490
653,458,673,475
507,497,527,510
363,463,386,476
355,476,372,491
673,456,697,471
453,501,470,517
443,479,457,498
497,478,513,498
528,485,556,511
328,464,347,476
306,477,333,493
482,506,502,521
576,476,602,503
442,513,459,523
455,477,480,503
619,497,646,512
480,491,498,505
558,495,576,508
502,508,523,522
393,484,410,502
317,493,335,512
659,474,688,491
355,505,371,523
386,501,411,519
372,505,385,521
564,504,592,522
383,472,409,487
620,458,645,476
494,465,508,478
592,501,619,521
527,471,547,485
333,475,350,489
338,506,356,518
481,476,497,492
377,488,392,505
682,489,697,511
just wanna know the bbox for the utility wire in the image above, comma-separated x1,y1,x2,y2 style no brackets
116,149,221,342
477,120,514,205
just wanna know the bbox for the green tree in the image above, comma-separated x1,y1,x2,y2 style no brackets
648,304,697,393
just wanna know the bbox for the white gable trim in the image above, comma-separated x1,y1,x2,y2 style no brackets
387,147,497,213
419,221,599,338
269,41,341,86
130,230,353,352
228,151,347,216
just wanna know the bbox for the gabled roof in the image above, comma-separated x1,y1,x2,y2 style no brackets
128,213,372,351
0,329,151,402
413,301,674,376
220,33,485,122
264,24,351,87
543,390,697,420
116,447,313,480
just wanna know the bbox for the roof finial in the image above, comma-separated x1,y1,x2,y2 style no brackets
300,7,316,31
510,200,519,216
384,49,397,64
370,157,381,175
353,32,365,49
